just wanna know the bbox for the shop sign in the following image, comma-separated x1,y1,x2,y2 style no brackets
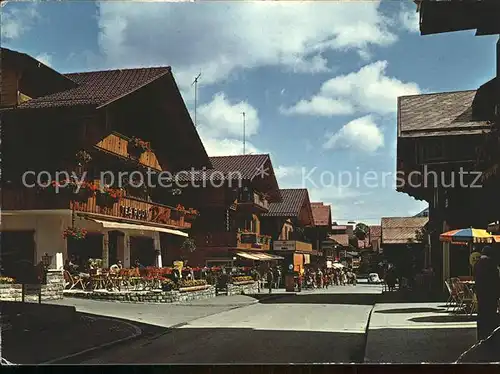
273,240,296,251
120,206,148,220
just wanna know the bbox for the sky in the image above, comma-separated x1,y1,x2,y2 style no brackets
2,0,498,225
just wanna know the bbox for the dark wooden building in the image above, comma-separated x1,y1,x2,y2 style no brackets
163,154,283,267
1,48,208,275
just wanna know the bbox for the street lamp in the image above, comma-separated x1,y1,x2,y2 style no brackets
41,253,53,268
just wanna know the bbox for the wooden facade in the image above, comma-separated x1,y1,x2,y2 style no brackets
1,48,210,272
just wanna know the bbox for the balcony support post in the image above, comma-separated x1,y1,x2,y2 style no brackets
102,231,109,268
154,232,162,268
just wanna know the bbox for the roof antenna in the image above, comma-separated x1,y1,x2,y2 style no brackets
192,71,202,127
242,112,246,155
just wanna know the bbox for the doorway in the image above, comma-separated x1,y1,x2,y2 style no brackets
0,231,36,278
130,236,155,266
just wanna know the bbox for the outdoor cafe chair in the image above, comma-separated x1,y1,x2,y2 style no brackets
445,279,459,311
64,270,85,290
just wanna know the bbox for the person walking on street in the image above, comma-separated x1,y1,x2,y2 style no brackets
267,267,274,294
474,246,500,341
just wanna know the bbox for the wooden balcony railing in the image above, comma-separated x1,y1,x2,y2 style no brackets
73,195,191,229
194,231,271,250
237,190,269,212
94,132,164,171
2,188,191,230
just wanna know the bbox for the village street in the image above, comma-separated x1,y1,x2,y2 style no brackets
42,282,476,364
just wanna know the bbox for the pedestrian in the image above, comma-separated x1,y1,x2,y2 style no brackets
474,246,500,341
266,267,274,294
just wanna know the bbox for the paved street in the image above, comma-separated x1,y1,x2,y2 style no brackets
49,284,380,364
45,284,478,364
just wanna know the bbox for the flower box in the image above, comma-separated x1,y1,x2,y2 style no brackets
63,227,87,240
170,209,184,221
178,285,209,292
184,212,197,222
128,137,151,159
231,281,255,286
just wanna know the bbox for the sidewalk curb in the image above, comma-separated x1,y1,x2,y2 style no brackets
362,304,375,363
40,315,143,365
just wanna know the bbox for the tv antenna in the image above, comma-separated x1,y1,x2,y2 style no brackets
242,112,246,155
192,71,202,127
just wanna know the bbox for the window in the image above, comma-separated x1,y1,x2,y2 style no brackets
421,139,446,162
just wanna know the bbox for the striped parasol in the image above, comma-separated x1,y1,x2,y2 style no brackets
440,228,500,244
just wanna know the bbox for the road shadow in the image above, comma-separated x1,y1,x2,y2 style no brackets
375,307,442,314
251,293,379,305
57,326,367,364
365,327,476,363
409,315,477,323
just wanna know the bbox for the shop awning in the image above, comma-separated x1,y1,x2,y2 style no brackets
255,253,284,261
90,219,188,237
235,252,284,261
332,262,344,269
235,252,260,260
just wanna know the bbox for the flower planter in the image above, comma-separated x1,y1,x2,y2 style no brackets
127,143,145,159
70,187,94,203
170,210,184,221
178,285,209,292
96,192,118,208
231,281,255,286
184,212,197,222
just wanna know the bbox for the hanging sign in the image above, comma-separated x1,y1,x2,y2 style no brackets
469,252,481,267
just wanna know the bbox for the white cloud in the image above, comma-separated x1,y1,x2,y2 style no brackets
193,92,264,157
274,165,303,180
283,60,421,117
35,53,52,67
280,96,354,117
1,2,39,40
96,1,399,90
399,6,420,33
196,93,259,139
323,115,384,153
200,137,262,157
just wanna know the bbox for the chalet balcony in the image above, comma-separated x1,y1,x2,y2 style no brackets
194,231,271,251
237,189,269,213
1,188,191,230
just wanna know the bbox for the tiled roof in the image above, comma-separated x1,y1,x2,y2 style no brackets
381,217,429,244
174,154,281,201
310,202,331,227
398,90,491,138
17,67,171,109
262,189,309,217
329,234,349,247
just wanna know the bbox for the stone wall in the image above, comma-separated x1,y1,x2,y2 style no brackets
64,285,216,303
0,270,64,302
227,281,259,296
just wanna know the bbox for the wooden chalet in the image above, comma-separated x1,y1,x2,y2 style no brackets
329,225,350,260
162,154,283,267
260,188,318,273
381,217,429,274
397,1,500,287
304,202,332,264
0,48,209,275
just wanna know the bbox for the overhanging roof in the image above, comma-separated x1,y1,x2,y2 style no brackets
89,219,188,237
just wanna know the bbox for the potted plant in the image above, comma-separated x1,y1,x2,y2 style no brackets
0,277,15,284
76,150,92,165
184,207,199,222
171,204,186,220
63,226,87,240
128,136,151,159
161,278,175,291
96,185,124,208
